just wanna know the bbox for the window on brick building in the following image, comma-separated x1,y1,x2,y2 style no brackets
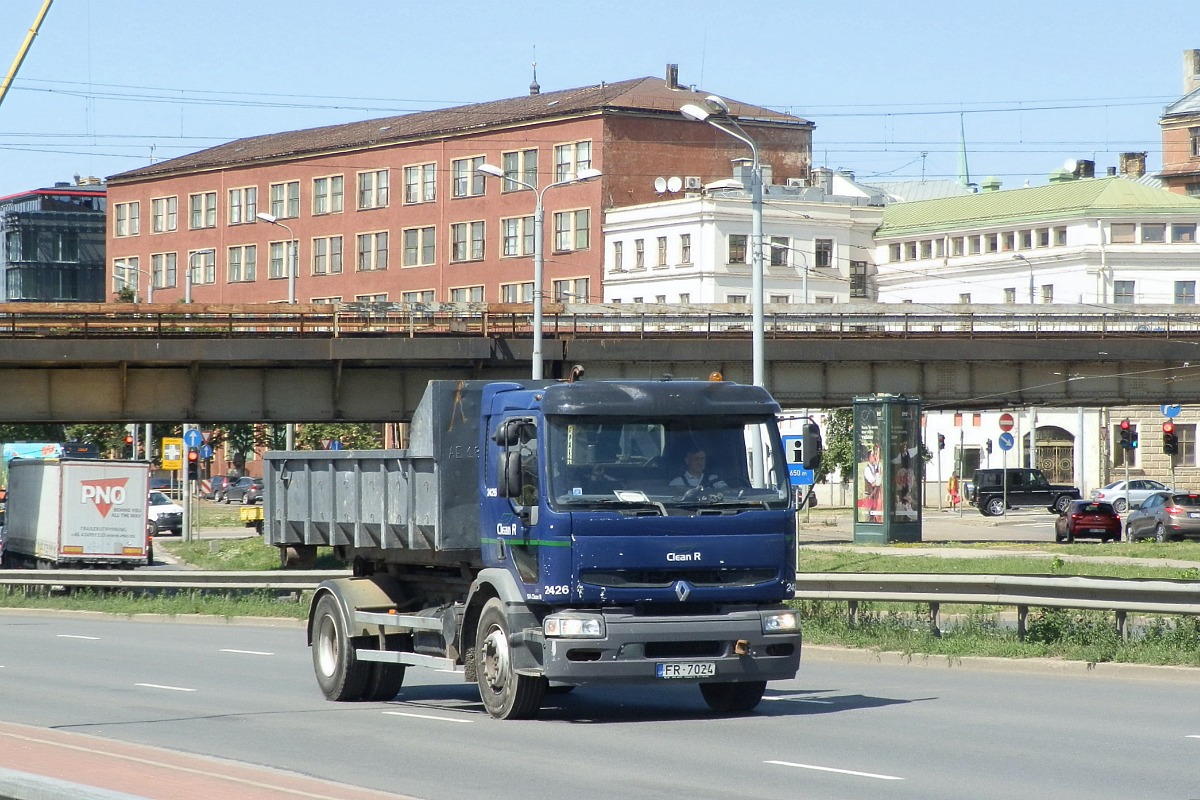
312,176,343,215
228,187,257,225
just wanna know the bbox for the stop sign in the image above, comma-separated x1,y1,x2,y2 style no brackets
999,413,1015,432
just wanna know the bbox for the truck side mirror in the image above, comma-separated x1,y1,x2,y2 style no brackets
801,422,823,470
497,451,522,498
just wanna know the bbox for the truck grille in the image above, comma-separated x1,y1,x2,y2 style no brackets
580,568,777,589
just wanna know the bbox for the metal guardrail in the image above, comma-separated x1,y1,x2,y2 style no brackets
0,301,1196,341
0,570,1196,640
793,572,1200,638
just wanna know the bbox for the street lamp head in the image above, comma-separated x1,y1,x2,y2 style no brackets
702,95,731,116
575,167,602,182
1012,254,1029,262
680,103,711,122
476,163,505,179
255,211,279,224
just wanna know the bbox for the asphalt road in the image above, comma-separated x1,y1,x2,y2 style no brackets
0,614,1196,800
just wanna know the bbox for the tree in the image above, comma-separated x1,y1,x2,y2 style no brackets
0,424,67,444
295,423,381,451
813,408,854,485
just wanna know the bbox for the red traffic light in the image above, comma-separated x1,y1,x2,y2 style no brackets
124,435,134,445
1163,421,1175,434
1119,419,1131,430
187,449,199,462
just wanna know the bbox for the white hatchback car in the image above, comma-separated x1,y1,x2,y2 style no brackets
1090,479,1172,513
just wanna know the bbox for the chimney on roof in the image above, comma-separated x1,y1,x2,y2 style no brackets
1073,159,1095,179
980,176,1002,192
1120,151,1147,178
1186,49,1200,94
665,63,679,90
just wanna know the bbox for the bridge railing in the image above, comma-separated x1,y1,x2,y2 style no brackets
0,302,1194,340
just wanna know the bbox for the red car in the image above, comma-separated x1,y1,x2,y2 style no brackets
1055,500,1121,543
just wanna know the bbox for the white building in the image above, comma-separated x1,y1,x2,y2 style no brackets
602,172,883,306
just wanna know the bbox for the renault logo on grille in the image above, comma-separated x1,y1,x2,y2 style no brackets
674,580,692,602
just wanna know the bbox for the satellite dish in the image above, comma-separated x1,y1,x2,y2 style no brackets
666,176,683,193
1063,158,1077,172
653,177,668,194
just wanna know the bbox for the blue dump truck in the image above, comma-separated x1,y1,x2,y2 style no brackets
263,378,819,719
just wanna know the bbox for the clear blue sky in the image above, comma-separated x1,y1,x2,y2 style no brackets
0,0,1195,196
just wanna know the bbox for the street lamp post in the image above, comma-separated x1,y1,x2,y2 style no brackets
185,248,214,304
681,95,765,388
115,261,152,303
1013,254,1034,304
256,212,297,304
476,163,602,380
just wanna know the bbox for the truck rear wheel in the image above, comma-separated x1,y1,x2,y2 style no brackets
700,680,767,713
311,594,370,701
475,598,544,720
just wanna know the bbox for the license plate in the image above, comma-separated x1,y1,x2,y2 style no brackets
656,661,716,679
1088,528,1107,533
1190,513,1200,519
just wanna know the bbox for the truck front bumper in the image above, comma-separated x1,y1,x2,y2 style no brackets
535,605,801,686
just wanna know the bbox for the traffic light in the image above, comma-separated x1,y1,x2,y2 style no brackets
985,438,993,455
187,448,199,480
124,433,134,458
1164,421,1179,455
937,433,945,451
1119,419,1132,450
1130,430,1139,449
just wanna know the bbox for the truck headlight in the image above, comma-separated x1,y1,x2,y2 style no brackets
544,614,606,639
761,610,800,634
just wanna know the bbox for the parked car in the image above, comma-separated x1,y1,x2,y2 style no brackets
1090,479,1172,513
146,490,183,535
200,475,228,501
223,477,263,504
1124,491,1200,542
1054,500,1121,543
970,468,1080,516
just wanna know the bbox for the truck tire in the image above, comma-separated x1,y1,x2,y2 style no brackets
475,597,544,720
311,594,370,701
700,680,767,713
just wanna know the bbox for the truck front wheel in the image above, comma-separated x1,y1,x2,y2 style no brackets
700,680,767,713
311,594,370,701
475,598,544,720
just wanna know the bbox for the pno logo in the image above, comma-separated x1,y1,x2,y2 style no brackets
80,478,129,518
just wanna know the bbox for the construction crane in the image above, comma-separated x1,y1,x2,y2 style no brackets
0,0,53,111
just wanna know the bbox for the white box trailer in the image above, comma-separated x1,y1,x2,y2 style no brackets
4,459,150,568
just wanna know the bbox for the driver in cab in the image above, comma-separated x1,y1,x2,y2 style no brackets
670,447,728,494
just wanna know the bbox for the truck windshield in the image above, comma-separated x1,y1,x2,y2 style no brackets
546,416,790,511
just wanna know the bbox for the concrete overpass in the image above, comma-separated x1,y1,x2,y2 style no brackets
0,302,1196,422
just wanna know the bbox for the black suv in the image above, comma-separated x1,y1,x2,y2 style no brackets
970,468,1080,517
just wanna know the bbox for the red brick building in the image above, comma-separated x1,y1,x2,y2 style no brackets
105,68,813,305
1159,49,1200,195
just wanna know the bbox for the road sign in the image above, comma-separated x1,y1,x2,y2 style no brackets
183,428,203,448
328,440,344,451
781,435,814,485
998,413,1015,432
998,431,1015,451
1162,404,1182,419
200,444,213,459
161,437,183,470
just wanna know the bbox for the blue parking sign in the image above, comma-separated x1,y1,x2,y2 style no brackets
782,435,814,486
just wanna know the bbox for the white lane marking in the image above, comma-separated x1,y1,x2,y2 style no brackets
765,760,903,781
764,694,833,704
57,634,100,640
219,649,274,656
135,683,197,693
1187,735,1200,739
383,711,473,724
